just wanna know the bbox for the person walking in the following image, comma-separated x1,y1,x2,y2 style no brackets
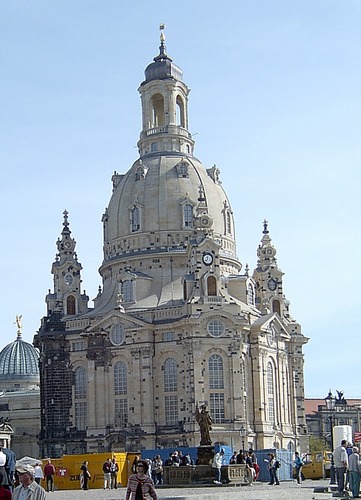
294,451,303,484
333,439,349,492
349,446,361,498
80,461,91,491
102,458,111,490
154,455,163,485
125,460,157,500
43,459,55,492
13,464,46,500
33,464,44,485
267,453,280,485
212,448,224,485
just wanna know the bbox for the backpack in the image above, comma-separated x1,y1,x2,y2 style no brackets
275,460,280,469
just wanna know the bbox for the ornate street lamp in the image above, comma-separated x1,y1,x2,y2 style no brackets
324,390,337,485
240,425,247,451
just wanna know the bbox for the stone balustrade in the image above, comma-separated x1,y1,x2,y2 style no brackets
163,464,248,486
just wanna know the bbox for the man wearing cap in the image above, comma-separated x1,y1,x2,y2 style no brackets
13,464,46,500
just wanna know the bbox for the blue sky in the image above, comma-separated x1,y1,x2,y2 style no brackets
1,1,360,398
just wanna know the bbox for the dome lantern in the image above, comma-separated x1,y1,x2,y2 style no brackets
137,25,195,159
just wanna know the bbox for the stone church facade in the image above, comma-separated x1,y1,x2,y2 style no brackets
34,29,308,458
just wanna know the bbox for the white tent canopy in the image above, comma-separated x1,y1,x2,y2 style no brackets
16,456,43,467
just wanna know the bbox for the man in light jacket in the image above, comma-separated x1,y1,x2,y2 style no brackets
333,439,349,493
213,449,225,485
13,464,46,500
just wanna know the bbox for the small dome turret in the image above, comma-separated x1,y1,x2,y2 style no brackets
0,317,39,383
144,24,183,83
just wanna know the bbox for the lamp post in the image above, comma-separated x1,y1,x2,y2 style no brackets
324,390,337,485
240,425,247,451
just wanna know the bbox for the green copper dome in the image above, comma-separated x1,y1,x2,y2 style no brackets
0,333,39,381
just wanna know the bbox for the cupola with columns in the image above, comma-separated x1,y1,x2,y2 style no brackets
137,25,195,158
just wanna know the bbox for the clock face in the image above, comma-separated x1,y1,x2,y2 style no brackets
268,278,277,291
65,274,73,285
202,252,213,265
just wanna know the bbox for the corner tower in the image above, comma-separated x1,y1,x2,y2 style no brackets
46,210,89,317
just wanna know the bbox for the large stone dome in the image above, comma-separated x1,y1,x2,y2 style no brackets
104,155,237,258
0,333,39,382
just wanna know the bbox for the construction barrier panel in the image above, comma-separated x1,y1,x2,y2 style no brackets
41,452,138,490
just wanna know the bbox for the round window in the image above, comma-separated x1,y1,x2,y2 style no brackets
207,319,225,337
110,323,125,346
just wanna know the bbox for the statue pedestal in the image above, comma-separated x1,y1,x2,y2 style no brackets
197,445,214,466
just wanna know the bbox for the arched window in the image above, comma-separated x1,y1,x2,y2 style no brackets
209,354,225,423
114,361,128,427
74,366,87,430
226,211,232,234
267,362,275,423
151,142,158,152
74,366,86,399
207,276,217,296
209,354,224,389
164,358,177,392
183,204,193,227
121,280,134,302
150,94,165,127
183,280,188,301
247,283,254,306
176,95,185,127
272,300,281,316
131,206,140,232
66,295,76,315
114,361,127,395
164,358,178,425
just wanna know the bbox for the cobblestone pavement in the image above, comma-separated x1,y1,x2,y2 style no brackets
47,479,334,499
